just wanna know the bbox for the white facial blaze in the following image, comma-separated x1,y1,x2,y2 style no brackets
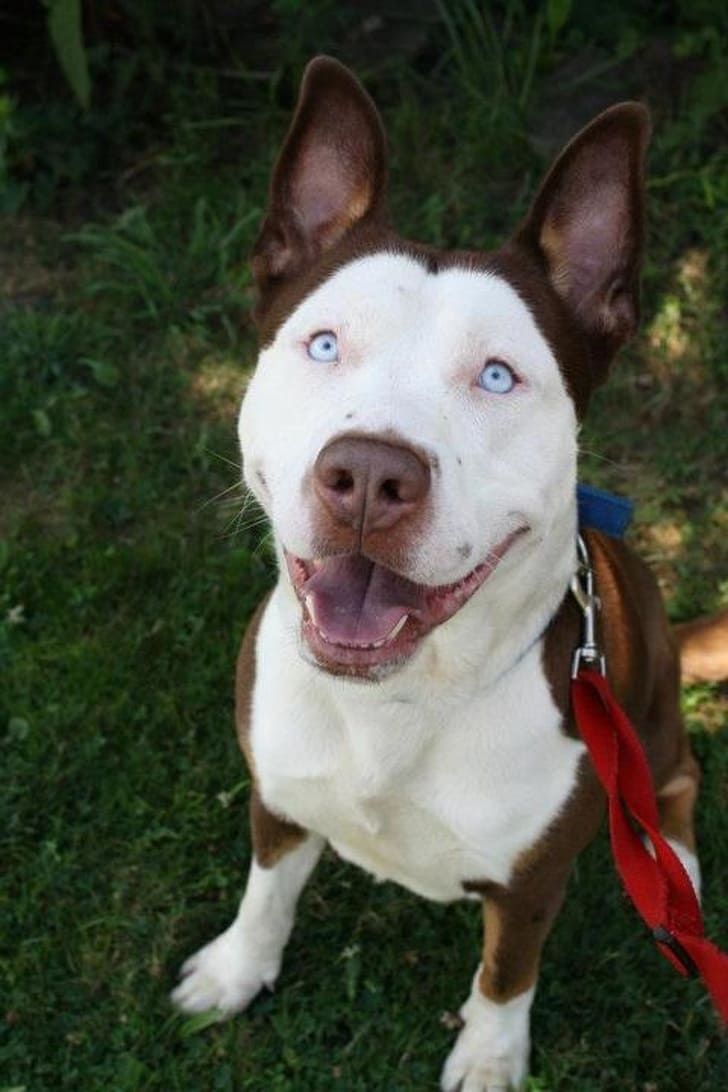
238,252,578,587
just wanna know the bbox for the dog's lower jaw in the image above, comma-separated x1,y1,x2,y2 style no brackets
285,528,530,680
278,517,576,685
440,974,534,1092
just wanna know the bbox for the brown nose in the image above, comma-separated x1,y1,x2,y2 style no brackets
313,435,431,536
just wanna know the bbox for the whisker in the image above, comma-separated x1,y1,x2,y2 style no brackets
197,478,245,513
578,446,621,469
216,492,270,540
202,447,242,472
216,517,271,543
252,530,275,559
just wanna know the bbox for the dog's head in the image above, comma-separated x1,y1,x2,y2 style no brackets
239,57,649,680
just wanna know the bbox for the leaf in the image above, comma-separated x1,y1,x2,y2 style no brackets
7,718,30,741
547,0,572,38
45,0,91,110
32,408,52,437
178,1009,226,1037
82,357,120,388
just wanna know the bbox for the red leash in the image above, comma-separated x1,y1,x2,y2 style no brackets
570,539,728,1023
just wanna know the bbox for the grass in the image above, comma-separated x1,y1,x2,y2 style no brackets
1,4,727,1090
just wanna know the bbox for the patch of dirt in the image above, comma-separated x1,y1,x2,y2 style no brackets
0,215,69,312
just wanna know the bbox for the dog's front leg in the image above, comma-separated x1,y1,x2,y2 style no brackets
441,870,570,1092
172,789,323,1016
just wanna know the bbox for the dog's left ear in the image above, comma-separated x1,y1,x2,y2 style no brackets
516,103,650,378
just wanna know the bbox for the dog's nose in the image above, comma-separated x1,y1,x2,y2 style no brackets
313,435,430,536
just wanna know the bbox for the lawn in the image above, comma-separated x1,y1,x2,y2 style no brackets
1,3,726,1090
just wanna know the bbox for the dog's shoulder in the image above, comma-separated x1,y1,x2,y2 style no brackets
589,530,678,711
235,591,273,771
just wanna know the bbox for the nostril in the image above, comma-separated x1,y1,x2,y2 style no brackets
330,468,354,494
314,435,430,532
380,478,402,503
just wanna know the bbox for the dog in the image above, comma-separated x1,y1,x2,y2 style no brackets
172,56,715,1089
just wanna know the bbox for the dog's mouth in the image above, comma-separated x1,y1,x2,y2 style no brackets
285,527,527,678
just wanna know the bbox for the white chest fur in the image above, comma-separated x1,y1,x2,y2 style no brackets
250,588,585,902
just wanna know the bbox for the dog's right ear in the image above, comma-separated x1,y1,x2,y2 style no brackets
252,57,388,297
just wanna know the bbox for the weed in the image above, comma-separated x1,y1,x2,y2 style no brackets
435,0,548,117
70,197,257,339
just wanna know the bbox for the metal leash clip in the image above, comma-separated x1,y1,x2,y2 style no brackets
570,534,606,678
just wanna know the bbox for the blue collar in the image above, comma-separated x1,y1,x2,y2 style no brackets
577,483,633,538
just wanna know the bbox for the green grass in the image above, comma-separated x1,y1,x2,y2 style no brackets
1,5,727,1090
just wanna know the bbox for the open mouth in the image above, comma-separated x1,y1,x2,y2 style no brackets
285,527,527,677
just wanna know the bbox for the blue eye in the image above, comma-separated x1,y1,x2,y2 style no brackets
478,359,517,394
307,331,338,363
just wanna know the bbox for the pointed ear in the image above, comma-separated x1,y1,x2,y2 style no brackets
516,103,650,376
252,56,388,294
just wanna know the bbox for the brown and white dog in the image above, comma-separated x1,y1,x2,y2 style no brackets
172,57,715,1089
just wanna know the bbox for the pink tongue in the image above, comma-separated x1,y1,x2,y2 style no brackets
303,556,426,646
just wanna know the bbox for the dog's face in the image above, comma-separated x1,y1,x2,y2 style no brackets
239,58,648,679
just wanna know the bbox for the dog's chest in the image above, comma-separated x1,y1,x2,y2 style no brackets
251,602,585,902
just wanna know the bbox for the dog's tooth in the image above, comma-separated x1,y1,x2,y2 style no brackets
387,614,409,641
370,615,409,647
304,593,318,625
305,610,408,650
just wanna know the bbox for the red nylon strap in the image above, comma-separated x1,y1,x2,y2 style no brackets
572,667,728,1023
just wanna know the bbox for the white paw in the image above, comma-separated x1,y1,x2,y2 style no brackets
440,984,534,1092
171,923,280,1016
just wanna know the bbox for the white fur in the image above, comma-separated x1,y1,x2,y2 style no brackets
251,587,584,902
239,253,578,589
172,835,323,1014
441,972,534,1092
178,255,584,1075
237,253,584,900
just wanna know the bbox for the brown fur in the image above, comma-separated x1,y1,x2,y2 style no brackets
251,60,650,426
675,608,728,684
308,430,436,569
464,758,603,1002
461,529,699,1001
235,593,307,868
233,57,705,1019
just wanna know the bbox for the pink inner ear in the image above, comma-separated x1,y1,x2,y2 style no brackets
517,102,649,357
251,57,388,293
540,151,639,339
547,181,631,298
292,143,371,242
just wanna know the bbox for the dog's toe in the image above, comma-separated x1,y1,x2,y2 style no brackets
171,924,279,1016
441,1045,514,1092
171,973,228,1016
440,983,532,1092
